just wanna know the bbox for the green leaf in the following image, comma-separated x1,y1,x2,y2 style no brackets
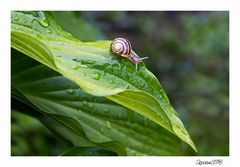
11,94,96,148
11,11,196,151
61,147,117,156
11,50,194,155
12,89,126,156
52,11,105,41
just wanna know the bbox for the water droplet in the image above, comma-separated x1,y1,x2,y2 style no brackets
15,26,19,30
181,129,188,135
131,79,136,84
92,73,100,80
111,63,121,75
82,101,87,105
73,66,81,70
140,82,145,87
159,89,164,94
77,109,82,113
162,99,167,104
111,63,118,69
67,89,75,95
125,84,129,89
176,124,182,129
14,16,19,21
106,121,112,128
110,77,115,84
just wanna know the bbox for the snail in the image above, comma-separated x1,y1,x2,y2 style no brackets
110,38,148,70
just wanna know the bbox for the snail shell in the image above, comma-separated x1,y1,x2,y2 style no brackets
110,37,148,70
110,38,131,58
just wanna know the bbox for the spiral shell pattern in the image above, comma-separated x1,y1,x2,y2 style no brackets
110,38,132,57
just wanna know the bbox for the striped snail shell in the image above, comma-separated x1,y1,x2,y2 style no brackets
110,38,131,57
110,37,148,70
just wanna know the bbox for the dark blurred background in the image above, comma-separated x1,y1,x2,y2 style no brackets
12,11,229,156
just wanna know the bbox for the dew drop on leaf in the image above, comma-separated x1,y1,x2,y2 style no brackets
67,89,75,95
140,82,145,87
159,89,164,94
181,129,188,135
175,124,182,130
14,16,19,21
106,121,112,128
110,77,115,84
92,73,101,80
131,79,136,84
82,101,87,105
77,109,82,113
73,66,81,70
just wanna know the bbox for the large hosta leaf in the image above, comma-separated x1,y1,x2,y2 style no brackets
12,98,121,156
11,50,194,155
61,147,117,156
11,11,196,151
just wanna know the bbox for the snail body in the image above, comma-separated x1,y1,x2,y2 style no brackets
110,38,148,70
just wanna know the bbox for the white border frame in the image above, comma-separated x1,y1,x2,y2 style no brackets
1,0,239,167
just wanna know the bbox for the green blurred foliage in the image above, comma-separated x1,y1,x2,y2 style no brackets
12,11,228,155
11,110,69,155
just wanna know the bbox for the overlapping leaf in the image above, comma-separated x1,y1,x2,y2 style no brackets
12,51,194,155
11,11,196,151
